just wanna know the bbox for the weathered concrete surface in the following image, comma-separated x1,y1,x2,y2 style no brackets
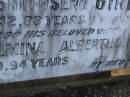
33,81,130,97
0,72,130,97
0,71,111,97
5,75,130,97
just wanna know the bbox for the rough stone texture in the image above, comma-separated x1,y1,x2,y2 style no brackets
10,80,130,97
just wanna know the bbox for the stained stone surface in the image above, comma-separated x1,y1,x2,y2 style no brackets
32,81,130,97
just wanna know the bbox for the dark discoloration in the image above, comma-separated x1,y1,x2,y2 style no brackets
10,80,129,97
127,0,130,10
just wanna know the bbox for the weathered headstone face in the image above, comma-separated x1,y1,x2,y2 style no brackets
0,0,130,83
